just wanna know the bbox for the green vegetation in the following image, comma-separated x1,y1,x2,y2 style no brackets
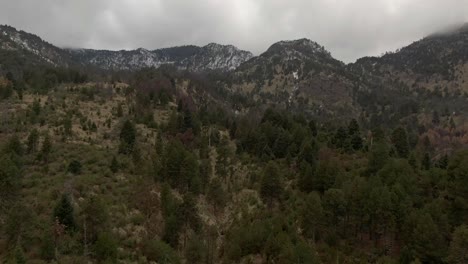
0,51,467,264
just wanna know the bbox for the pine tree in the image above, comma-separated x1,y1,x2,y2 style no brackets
207,178,227,212
82,196,109,243
448,225,468,264
0,154,20,197
351,134,363,151
54,194,75,231
367,141,389,175
119,120,136,154
308,120,318,137
391,127,409,158
67,160,82,174
298,161,315,193
438,154,448,169
63,116,72,136
94,232,117,261
183,108,193,131
110,156,119,173
421,153,431,170
260,162,282,203
40,133,52,163
116,103,123,117
298,139,318,164
215,141,230,179
26,129,39,154
5,135,23,157
333,127,348,149
301,192,323,241
348,118,360,135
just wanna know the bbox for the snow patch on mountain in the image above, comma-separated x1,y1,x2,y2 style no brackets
68,43,253,72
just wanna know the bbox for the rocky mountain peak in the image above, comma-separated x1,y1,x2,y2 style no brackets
264,38,332,61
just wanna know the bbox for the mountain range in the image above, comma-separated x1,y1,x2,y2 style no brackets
1,23,468,126
2,23,468,87
0,24,253,72
2,22,468,264
2,23,468,81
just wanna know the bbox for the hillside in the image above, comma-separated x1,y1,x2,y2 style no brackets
0,24,468,264
353,23,468,95
227,39,359,121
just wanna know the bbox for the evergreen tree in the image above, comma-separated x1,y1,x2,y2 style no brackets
63,116,72,136
350,134,363,151
54,194,75,231
438,154,448,169
26,129,39,154
0,154,20,198
180,193,200,232
116,103,123,117
4,135,23,157
409,213,445,262
163,214,182,247
5,203,32,249
183,108,193,131
447,151,468,224
348,118,360,135
82,196,109,243
333,126,349,150
391,127,409,158
207,178,227,212
323,188,346,228
421,153,431,170
448,225,468,264
110,156,119,173
215,141,230,178
301,192,323,241
181,153,200,193
94,232,117,262
185,235,207,264
119,120,136,154
67,160,82,174
32,99,41,115
298,139,318,164
260,162,282,203
40,133,52,162
308,120,318,137
298,161,315,193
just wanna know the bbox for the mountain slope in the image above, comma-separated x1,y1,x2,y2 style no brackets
0,25,253,73
228,39,359,120
0,25,75,78
68,43,253,71
352,23,468,95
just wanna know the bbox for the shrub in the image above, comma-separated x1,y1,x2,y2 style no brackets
67,160,82,174
94,232,118,262
142,239,180,264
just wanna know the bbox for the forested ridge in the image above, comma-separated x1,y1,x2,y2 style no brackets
0,24,468,264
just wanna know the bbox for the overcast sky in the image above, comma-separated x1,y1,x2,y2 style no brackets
0,0,467,63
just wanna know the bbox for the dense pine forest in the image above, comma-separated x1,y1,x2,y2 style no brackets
0,24,468,264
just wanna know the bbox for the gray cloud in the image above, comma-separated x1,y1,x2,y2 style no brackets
0,0,467,62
